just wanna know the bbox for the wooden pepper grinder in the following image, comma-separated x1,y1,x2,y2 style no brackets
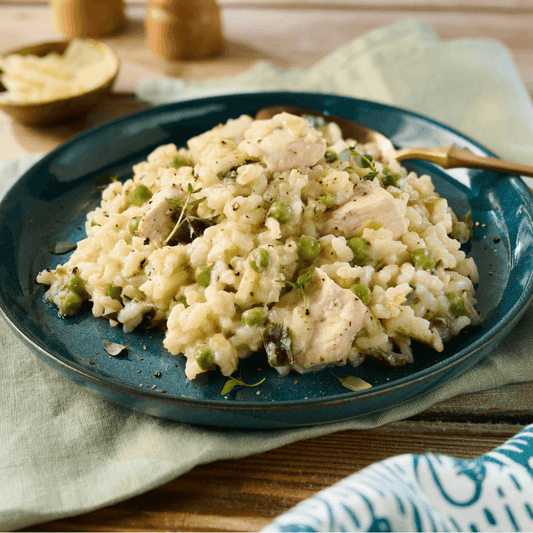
50,0,126,38
146,0,224,60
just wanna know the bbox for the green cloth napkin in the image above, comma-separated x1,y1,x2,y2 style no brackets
2,19,533,531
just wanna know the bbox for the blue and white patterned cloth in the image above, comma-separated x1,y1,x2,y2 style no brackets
263,424,533,532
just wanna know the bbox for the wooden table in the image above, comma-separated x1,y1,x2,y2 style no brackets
3,1,533,530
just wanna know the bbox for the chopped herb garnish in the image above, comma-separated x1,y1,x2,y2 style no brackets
105,283,122,301
50,242,77,255
221,375,265,395
66,276,85,295
381,172,401,188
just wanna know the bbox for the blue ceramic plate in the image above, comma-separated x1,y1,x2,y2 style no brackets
1,92,533,429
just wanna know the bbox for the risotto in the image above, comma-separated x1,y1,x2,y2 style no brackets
37,112,479,380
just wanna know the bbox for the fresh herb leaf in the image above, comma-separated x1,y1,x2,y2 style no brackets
296,268,315,287
102,340,129,356
50,242,77,254
188,197,207,207
164,185,207,245
334,374,372,391
349,148,378,175
165,198,184,208
278,267,315,313
221,376,265,395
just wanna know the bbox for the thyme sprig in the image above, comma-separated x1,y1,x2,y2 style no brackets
278,267,315,314
221,375,266,395
164,183,206,245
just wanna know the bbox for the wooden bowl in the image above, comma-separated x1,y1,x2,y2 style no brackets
0,40,119,126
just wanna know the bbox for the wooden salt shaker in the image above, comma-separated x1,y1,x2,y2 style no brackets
146,0,223,60
50,0,126,38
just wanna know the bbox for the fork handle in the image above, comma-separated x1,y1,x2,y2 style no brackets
394,145,533,178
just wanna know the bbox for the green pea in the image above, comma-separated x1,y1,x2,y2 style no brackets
196,347,214,370
350,284,371,305
298,235,321,261
129,185,152,207
250,249,270,272
324,150,338,163
195,266,211,287
269,201,292,224
105,283,122,301
319,192,336,208
66,276,85,295
411,248,437,270
171,155,187,169
241,307,265,326
90,221,101,227
63,292,83,315
347,237,369,265
447,293,467,317
128,216,142,235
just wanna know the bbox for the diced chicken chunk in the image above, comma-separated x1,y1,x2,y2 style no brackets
267,268,365,371
242,112,327,172
187,115,254,159
138,185,187,246
318,180,408,240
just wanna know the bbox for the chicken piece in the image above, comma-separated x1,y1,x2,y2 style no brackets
242,112,327,172
138,185,187,246
267,268,365,371
318,180,408,240
187,115,254,159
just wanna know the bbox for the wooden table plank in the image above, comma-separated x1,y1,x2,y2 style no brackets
21,421,524,532
3,3,533,159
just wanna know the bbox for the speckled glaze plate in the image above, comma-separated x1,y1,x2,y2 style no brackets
1,92,533,429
